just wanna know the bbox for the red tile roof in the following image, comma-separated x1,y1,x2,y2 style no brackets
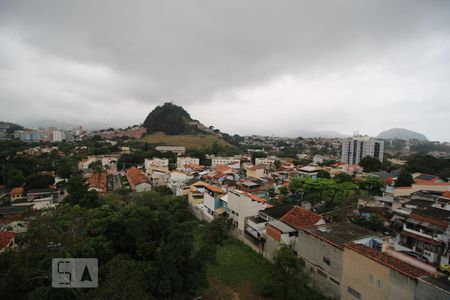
345,243,430,279
0,231,14,250
409,212,448,228
215,165,232,173
126,167,150,191
194,182,225,194
87,172,107,193
400,230,442,246
9,187,24,195
244,192,266,203
280,207,323,229
248,164,266,171
442,191,450,199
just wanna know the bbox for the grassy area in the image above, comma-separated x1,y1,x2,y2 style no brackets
188,219,325,300
140,132,233,150
204,238,272,300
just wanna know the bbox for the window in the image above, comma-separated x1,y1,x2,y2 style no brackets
348,287,361,299
368,274,373,283
376,279,382,288
330,277,340,285
317,269,327,279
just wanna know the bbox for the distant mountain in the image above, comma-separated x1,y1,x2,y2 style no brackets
377,128,427,141
0,121,24,133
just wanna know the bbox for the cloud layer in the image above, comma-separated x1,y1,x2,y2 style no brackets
0,1,449,140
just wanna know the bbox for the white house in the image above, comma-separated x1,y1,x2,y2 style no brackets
227,190,269,232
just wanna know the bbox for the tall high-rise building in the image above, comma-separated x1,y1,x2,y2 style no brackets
340,136,384,165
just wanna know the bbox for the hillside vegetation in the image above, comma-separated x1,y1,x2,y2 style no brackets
141,132,233,150
143,102,196,135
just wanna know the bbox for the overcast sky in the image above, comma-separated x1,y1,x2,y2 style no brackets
0,1,449,140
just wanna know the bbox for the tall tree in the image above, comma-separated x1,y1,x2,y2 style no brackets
395,169,414,187
359,156,382,172
272,247,308,300
5,168,25,187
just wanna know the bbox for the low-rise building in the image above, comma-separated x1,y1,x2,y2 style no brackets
341,243,429,300
264,207,325,258
298,166,321,179
227,190,269,232
177,157,200,167
247,164,267,178
255,156,277,166
211,156,241,168
87,172,107,194
394,207,449,264
155,146,186,155
145,158,169,170
9,187,25,201
296,223,383,299
126,167,151,192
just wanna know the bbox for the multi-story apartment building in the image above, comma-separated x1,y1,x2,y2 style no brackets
145,158,169,170
341,136,384,165
177,157,200,167
255,156,277,166
211,156,241,168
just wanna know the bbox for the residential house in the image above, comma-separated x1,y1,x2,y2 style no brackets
298,166,321,179
9,187,25,201
255,156,277,166
341,243,429,300
126,167,151,192
238,177,273,196
148,168,170,186
264,207,325,258
202,184,227,220
394,207,450,264
177,178,201,198
247,164,267,179
87,172,107,194
145,158,169,170
245,204,295,248
169,171,193,195
296,222,383,299
227,190,269,232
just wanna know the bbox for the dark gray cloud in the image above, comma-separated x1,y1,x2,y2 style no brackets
0,1,449,140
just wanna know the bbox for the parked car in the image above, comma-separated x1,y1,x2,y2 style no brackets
438,264,450,275
400,251,428,263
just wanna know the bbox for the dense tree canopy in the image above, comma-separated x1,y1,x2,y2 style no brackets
406,154,450,181
359,156,382,172
143,102,192,135
0,191,220,299
24,173,55,191
395,169,414,187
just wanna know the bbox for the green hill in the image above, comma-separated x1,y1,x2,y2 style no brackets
140,132,233,150
143,102,197,135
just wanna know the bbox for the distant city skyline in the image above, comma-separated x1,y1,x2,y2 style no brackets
1,1,449,141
